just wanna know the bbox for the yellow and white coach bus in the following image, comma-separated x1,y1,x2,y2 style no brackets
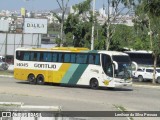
14,47,133,89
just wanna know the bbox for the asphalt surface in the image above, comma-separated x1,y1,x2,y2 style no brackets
0,77,160,120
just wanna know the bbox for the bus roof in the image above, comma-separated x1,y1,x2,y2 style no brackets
124,50,152,54
15,47,128,56
16,47,89,52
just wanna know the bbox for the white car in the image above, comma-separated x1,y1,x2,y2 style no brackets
133,67,160,83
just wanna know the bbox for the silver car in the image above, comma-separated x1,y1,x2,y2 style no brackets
0,58,8,70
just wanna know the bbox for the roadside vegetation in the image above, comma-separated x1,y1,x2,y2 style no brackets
0,70,13,76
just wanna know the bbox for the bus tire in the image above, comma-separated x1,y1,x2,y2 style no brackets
90,78,99,89
157,77,160,84
36,74,45,85
138,75,143,82
28,74,36,85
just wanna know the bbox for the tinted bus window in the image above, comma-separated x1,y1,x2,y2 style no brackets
16,51,24,60
102,54,113,77
30,52,38,61
58,53,64,62
95,55,100,65
52,53,58,62
43,52,52,62
76,54,88,64
112,55,131,63
71,54,76,63
23,52,30,61
37,52,41,61
88,54,100,65
64,53,71,63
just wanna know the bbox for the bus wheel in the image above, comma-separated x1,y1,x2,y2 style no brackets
36,74,44,85
90,78,99,89
138,75,143,82
28,74,36,84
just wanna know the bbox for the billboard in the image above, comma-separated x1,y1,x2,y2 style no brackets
24,18,47,34
21,7,26,17
0,20,9,32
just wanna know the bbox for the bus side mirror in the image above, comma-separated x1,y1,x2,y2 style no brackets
132,61,138,71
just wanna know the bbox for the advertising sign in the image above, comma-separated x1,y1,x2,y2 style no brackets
24,18,47,34
21,7,26,17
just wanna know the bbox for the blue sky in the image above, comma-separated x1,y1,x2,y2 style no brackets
0,0,106,11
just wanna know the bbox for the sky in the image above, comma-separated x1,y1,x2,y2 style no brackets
0,0,106,11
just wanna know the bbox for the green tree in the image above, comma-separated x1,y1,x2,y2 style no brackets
55,0,70,46
134,0,160,84
64,0,93,48
110,24,135,51
105,0,135,50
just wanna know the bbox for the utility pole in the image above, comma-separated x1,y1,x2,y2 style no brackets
91,0,95,50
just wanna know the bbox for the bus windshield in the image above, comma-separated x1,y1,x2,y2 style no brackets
112,55,132,80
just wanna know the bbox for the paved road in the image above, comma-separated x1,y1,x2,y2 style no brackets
0,77,160,120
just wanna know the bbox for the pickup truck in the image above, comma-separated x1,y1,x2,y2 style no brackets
133,67,160,83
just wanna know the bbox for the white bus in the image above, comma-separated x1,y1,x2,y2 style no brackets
14,47,133,89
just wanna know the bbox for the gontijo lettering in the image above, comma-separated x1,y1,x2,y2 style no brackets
34,63,56,69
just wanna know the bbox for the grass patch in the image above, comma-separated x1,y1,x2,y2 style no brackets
113,104,134,120
113,104,127,112
0,104,19,107
0,70,13,76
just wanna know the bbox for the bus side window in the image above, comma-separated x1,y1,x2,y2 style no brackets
71,54,76,63
64,53,71,63
37,52,41,61
76,54,87,64
23,52,30,61
102,54,113,77
58,53,64,62
31,52,37,61
89,54,94,64
16,51,24,60
43,52,52,62
88,54,100,65
47,53,52,62
95,54,100,65
52,53,58,62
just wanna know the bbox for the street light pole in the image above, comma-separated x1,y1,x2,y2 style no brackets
91,0,95,50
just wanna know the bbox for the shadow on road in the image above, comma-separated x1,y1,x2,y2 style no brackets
16,81,133,91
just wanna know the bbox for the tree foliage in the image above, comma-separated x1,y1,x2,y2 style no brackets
133,0,160,84
64,0,92,47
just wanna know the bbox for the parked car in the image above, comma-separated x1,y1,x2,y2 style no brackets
133,67,160,83
0,58,8,70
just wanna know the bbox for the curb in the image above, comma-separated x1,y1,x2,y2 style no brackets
21,105,61,111
0,102,61,111
0,75,13,78
0,102,23,106
133,84,160,89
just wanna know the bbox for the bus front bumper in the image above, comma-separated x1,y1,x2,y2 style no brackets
114,81,132,87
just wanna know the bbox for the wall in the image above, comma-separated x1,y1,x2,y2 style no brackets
0,33,41,56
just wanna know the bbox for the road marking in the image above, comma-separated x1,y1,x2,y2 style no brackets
21,105,61,111
0,102,61,112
